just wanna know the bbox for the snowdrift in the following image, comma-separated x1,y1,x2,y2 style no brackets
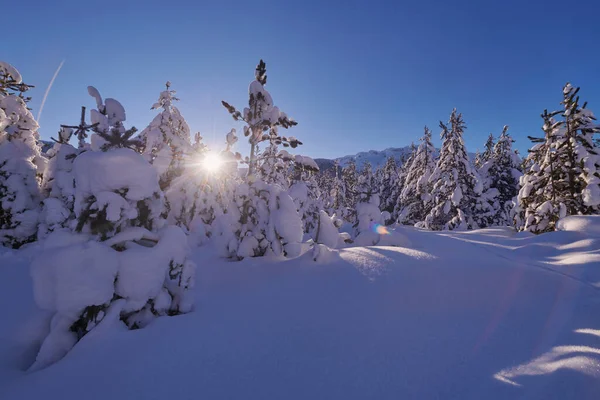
1,227,600,399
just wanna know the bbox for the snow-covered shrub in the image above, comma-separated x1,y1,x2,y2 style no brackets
29,91,196,370
0,61,44,248
213,178,303,260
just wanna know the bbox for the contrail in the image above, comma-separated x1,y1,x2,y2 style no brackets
37,59,65,122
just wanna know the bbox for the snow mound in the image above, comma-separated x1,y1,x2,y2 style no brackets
556,216,600,236
74,149,159,203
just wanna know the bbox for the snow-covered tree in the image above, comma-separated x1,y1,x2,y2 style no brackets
515,83,600,233
328,161,349,219
480,133,495,165
420,109,485,230
377,156,400,219
514,110,565,233
38,127,78,237
353,162,384,245
398,126,436,225
212,178,303,260
216,61,305,260
559,84,600,214
222,60,300,177
478,126,521,227
258,140,291,188
30,89,196,370
139,82,192,191
474,150,482,170
0,62,44,248
341,160,358,222
289,163,322,237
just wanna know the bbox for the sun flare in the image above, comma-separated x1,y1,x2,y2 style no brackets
202,152,223,173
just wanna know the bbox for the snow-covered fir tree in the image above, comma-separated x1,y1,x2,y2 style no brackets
0,62,44,248
341,160,358,222
474,150,482,170
480,133,495,165
516,83,600,232
215,60,305,260
328,161,349,220
392,142,417,221
558,84,600,214
398,126,436,225
139,82,192,191
258,140,291,188
353,162,384,245
478,126,521,227
419,109,485,230
289,158,322,237
514,110,565,233
38,127,78,237
377,156,400,220
222,60,300,177
30,89,196,370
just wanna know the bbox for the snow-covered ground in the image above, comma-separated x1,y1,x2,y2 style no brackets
1,220,600,399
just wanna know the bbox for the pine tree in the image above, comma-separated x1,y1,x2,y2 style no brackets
398,126,437,225
480,133,495,165
0,62,44,248
474,150,482,170
39,127,78,237
289,165,322,236
329,161,349,220
341,160,358,222
353,162,383,244
516,83,600,232
420,109,485,230
478,126,521,227
217,61,307,260
559,83,600,213
139,82,192,191
378,156,400,218
222,60,300,177
515,110,565,233
258,140,290,188
87,86,142,152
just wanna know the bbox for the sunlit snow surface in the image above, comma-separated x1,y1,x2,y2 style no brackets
1,219,600,399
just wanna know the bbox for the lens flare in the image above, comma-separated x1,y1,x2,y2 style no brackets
373,224,391,235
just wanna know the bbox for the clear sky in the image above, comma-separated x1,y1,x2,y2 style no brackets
5,0,600,159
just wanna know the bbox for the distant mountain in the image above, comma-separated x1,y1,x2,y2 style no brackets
315,146,475,172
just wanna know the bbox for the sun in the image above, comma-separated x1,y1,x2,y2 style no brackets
202,152,223,173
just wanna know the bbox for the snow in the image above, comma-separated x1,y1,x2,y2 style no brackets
2,227,600,399
73,149,159,206
104,98,126,125
0,61,22,83
30,232,119,316
556,215,600,236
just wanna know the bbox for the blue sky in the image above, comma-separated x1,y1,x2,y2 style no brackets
5,0,600,159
